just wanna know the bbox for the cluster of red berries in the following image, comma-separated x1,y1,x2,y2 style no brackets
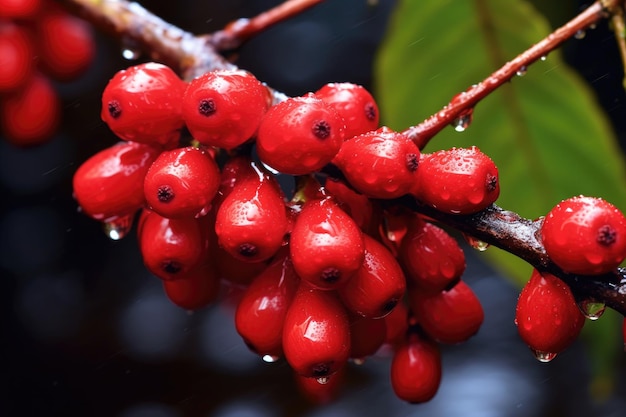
0,0,95,146
72,61,626,404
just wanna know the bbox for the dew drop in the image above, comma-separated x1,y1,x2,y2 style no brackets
516,66,527,77
262,354,280,363
351,358,366,366
540,55,547,61
577,299,606,321
316,376,330,385
451,109,473,132
463,233,489,251
532,349,557,363
574,30,586,39
103,215,133,240
121,37,142,60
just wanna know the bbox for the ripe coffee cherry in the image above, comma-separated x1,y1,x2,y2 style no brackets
235,250,299,359
215,163,288,262
540,196,626,275
182,69,269,149
0,0,41,19
215,246,268,286
383,300,409,347
515,269,585,358
324,177,375,233
409,280,484,344
314,82,379,139
391,332,442,404
163,264,221,310
415,146,499,214
138,209,210,281
289,197,365,290
144,146,220,219
399,218,466,292
349,314,387,361
332,126,421,199
338,233,406,318
283,284,351,378
73,141,160,221
101,62,186,147
1,73,59,146
256,94,346,175
0,22,34,92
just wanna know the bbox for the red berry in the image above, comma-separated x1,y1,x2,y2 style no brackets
0,22,34,92
0,0,41,19
324,177,376,233
390,332,441,403
289,197,365,290
314,82,379,139
349,314,386,361
515,269,585,358
383,300,409,347
408,280,484,344
332,126,420,199
101,62,186,147
415,146,499,214
214,245,268,286
35,6,95,80
215,163,288,262
540,196,626,275
399,218,466,292
73,141,160,222
256,94,345,175
162,264,221,310
138,209,211,281
282,284,351,378
338,233,406,318
143,146,220,219
182,69,269,149
235,250,299,359
1,72,59,146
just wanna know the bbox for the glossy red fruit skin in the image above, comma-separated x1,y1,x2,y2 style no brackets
0,0,41,19
143,146,220,219
314,82,379,139
338,233,406,318
515,269,585,354
289,197,365,290
282,284,351,378
383,300,409,347
409,280,484,344
35,7,95,80
1,73,59,146
182,69,269,149
101,62,186,147
163,263,220,310
540,196,626,275
235,251,299,358
214,246,268,286
256,94,346,175
73,141,160,222
349,314,386,360
399,219,466,292
332,126,420,199
415,146,499,214
138,209,210,281
215,163,288,262
324,177,375,233
391,332,442,404
0,22,34,92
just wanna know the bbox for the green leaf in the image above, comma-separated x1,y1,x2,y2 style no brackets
374,0,626,396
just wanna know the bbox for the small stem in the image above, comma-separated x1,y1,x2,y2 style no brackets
209,0,326,51
610,6,626,90
402,0,611,149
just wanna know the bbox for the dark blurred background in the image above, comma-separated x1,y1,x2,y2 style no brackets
2,1,626,416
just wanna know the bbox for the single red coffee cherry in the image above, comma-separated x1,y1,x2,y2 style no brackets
349,314,387,361
235,250,299,359
1,73,59,146
391,331,442,404
143,146,220,219
289,197,365,290
215,163,288,262
399,218,466,292
415,146,499,214
541,196,626,275
101,62,186,147
214,246,268,286
182,69,269,149
256,94,346,175
515,269,585,360
0,0,41,18
338,233,406,319
283,284,351,378
409,280,484,344
0,22,34,92
73,141,160,222
163,264,221,310
138,209,211,281
332,126,420,199
314,82,379,139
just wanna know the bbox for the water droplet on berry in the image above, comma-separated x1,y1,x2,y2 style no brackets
121,37,142,60
316,376,330,385
262,354,280,363
103,215,133,240
451,109,473,132
574,30,586,39
516,66,527,77
532,349,557,362
463,233,489,251
577,299,606,320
